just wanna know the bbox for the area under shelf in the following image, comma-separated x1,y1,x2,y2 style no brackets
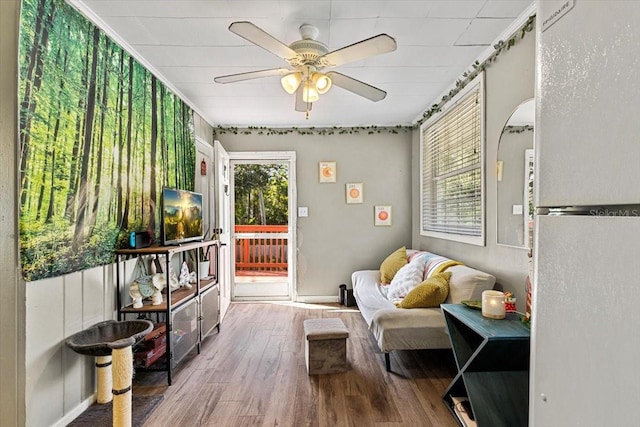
120,286,197,313
463,371,529,426
200,277,217,293
441,304,530,427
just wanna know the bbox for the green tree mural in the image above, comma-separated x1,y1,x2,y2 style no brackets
18,0,196,281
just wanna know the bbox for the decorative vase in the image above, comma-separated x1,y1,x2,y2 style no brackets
199,261,210,278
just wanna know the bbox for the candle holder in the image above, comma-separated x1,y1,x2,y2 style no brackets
482,290,506,319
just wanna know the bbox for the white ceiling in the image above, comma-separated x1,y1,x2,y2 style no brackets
69,0,534,128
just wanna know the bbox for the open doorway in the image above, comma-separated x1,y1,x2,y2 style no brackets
229,152,296,300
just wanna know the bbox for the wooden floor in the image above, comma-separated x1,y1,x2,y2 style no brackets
134,302,459,427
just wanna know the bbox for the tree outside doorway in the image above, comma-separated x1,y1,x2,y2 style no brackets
234,164,288,226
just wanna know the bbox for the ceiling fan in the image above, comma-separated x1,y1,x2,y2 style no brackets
214,21,397,118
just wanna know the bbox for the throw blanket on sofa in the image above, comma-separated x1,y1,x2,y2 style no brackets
386,252,463,304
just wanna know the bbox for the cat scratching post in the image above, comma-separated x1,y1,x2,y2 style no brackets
64,320,153,425
111,345,134,427
95,355,113,404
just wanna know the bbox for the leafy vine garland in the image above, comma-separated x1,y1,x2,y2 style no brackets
214,124,414,136
505,125,534,134
213,15,535,138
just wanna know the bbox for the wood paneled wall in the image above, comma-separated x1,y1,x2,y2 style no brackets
24,259,136,426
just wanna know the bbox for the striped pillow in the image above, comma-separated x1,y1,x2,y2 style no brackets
424,256,462,279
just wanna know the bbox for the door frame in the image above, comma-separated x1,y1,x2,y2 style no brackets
195,138,214,239
214,141,231,320
228,151,297,301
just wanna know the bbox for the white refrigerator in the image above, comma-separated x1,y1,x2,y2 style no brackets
531,1,640,426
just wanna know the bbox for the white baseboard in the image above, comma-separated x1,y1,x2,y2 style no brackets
295,295,339,303
52,394,96,427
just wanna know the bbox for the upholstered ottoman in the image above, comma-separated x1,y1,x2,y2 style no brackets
303,318,349,375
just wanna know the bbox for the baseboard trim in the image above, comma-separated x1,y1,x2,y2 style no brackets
295,295,339,303
52,394,96,427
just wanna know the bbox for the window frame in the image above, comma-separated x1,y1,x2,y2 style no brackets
419,72,486,246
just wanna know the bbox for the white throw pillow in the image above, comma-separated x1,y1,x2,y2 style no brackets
386,255,428,303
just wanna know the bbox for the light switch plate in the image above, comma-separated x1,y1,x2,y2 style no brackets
512,204,523,215
298,207,308,217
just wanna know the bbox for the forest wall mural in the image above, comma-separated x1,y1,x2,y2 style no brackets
19,0,196,282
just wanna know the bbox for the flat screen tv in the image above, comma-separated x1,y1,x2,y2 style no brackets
161,187,204,245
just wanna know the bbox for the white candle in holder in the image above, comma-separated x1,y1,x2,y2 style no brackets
482,290,506,319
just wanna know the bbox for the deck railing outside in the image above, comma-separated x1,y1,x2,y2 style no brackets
235,224,288,275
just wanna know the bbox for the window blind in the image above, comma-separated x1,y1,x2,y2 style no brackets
421,83,483,238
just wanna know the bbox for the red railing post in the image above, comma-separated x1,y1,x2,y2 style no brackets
234,225,288,276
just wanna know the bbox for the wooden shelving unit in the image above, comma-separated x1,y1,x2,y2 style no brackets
120,285,197,314
441,304,530,427
115,240,220,385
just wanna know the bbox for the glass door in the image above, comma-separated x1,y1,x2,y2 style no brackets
230,154,295,300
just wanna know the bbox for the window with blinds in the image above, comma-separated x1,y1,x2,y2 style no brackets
420,74,484,245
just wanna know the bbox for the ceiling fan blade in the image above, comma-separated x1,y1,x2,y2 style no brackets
229,21,298,60
320,34,397,67
295,86,312,112
326,72,387,102
214,68,292,84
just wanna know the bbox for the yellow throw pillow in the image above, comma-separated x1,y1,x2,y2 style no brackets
395,271,451,309
379,247,408,284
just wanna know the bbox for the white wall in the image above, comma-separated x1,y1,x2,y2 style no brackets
412,23,536,307
194,113,214,146
26,265,111,426
218,131,413,299
23,258,147,426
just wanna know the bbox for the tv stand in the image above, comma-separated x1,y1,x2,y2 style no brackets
115,240,220,385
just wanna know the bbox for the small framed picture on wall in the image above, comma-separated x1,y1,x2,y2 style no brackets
374,205,392,226
318,161,336,183
345,182,363,204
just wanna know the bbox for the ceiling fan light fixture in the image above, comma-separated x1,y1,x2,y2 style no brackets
302,81,319,103
216,21,398,115
313,72,332,94
281,72,302,94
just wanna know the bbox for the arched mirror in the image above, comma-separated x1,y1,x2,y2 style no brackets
497,98,534,248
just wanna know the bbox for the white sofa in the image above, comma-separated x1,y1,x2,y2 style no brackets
351,251,495,371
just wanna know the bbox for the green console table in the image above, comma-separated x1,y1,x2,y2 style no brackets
441,303,530,427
